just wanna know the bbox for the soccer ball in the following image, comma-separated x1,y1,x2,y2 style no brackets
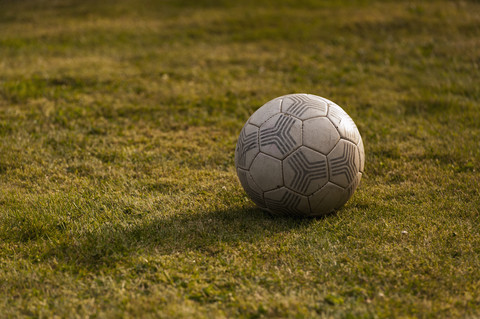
235,93,365,217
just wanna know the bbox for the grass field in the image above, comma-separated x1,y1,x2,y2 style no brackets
1,0,480,317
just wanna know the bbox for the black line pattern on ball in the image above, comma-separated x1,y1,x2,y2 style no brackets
287,150,327,194
330,142,357,184
328,105,360,143
260,115,296,155
284,95,326,117
328,105,344,127
345,173,361,200
236,128,258,167
237,170,265,207
265,191,305,216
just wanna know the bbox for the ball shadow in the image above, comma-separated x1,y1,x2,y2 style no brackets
44,206,323,269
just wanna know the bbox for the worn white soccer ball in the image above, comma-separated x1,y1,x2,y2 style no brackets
235,93,365,217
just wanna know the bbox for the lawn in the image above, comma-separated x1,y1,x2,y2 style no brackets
0,0,479,317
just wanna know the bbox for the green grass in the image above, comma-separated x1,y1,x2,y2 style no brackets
1,0,480,317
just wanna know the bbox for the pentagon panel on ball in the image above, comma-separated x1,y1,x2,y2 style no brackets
235,93,365,217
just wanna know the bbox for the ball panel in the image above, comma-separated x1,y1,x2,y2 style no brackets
327,103,361,145
306,94,330,107
259,113,302,159
249,153,283,191
283,146,328,195
328,140,359,188
264,187,310,216
248,97,282,127
237,168,266,208
357,137,365,173
338,172,362,209
309,182,347,216
235,123,259,170
282,93,328,120
326,102,348,127
303,117,340,155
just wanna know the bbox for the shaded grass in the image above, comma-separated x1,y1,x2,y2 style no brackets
0,0,480,317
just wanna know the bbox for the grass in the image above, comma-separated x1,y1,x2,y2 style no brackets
0,0,479,317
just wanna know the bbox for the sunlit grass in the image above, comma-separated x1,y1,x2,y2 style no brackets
0,0,479,317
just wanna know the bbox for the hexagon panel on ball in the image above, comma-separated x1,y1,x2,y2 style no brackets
281,93,328,120
283,146,328,195
259,113,302,160
328,139,360,188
